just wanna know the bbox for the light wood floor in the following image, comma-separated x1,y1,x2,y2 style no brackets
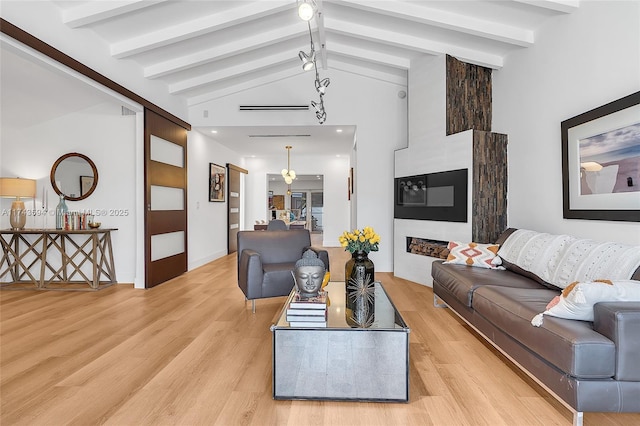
2,247,640,425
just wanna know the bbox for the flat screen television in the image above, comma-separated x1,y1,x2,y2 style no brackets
394,168,468,222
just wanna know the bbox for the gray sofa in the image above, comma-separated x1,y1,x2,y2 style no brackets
432,228,640,426
237,229,329,312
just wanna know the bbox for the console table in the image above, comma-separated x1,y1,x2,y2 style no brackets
0,228,117,290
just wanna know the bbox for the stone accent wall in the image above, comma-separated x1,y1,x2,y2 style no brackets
446,54,507,244
446,55,492,135
472,131,508,243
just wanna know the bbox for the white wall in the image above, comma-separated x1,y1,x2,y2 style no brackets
189,68,408,271
0,102,138,282
2,1,408,277
4,0,636,287
186,130,244,270
0,92,246,284
396,1,640,286
493,0,640,245
0,1,188,123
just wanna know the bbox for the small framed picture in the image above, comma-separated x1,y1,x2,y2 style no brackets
80,175,94,196
209,163,225,202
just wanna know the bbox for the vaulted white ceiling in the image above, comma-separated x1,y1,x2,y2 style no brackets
51,0,578,107
2,1,579,158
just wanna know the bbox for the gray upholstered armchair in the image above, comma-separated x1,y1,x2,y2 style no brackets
266,219,288,230
237,229,329,312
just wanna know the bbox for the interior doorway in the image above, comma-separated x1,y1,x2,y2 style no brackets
267,174,323,231
290,191,306,222
310,191,323,232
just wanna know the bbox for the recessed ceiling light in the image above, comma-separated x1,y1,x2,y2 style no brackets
211,130,218,134
336,129,343,133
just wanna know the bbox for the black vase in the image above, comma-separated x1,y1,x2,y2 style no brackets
344,251,375,328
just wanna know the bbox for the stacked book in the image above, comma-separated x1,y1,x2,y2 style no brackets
286,291,328,327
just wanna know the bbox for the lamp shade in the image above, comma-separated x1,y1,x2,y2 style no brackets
0,177,36,199
298,50,315,71
0,177,36,230
315,77,330,94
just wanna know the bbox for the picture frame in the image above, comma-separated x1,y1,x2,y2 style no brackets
80,175,94,197
561,91,640,222
209,163,225,202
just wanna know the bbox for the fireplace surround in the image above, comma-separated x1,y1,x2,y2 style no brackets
393,55,508,286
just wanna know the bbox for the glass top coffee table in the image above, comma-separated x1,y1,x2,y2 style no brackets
270,281,410,402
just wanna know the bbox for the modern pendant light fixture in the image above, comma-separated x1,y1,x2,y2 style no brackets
296,0,330,124
311,100,326,123
298,17,316,72
315,77,330,95
298,50,315,71
281,145,296,184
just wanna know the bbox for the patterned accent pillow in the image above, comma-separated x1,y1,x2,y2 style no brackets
531,279,640,326
443,241,504,270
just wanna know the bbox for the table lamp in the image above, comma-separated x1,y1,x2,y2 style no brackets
0,177,37,229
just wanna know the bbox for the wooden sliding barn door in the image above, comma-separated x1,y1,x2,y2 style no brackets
144,109,188,288
227,163,247,254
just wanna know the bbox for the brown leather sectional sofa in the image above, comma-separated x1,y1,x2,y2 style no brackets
432,228,640,426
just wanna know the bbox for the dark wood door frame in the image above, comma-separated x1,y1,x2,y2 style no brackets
227,163,248,254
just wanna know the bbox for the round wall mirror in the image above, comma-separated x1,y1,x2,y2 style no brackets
50,153,99,201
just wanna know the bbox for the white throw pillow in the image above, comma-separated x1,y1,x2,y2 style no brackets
498,229,640,289
531,279,640,326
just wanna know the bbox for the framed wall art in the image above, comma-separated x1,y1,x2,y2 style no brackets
209,163,225,202
561,91,640,222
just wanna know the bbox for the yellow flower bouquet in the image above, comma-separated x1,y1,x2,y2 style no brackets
339,226,380,254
